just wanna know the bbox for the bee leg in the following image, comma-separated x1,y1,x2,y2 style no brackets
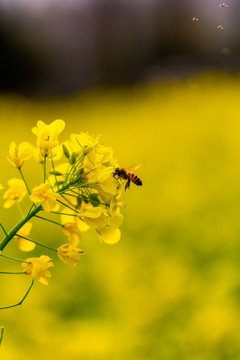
125,178,130,191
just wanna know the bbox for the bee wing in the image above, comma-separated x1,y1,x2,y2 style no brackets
126,163,142,172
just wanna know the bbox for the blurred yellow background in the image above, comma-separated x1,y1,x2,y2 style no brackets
1,74,240,359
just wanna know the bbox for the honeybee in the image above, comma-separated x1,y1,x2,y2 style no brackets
113,164,142,191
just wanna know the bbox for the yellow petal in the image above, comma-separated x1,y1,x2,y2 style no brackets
17,238,36,252
51,119,65,134
98,228,121,244
31,120,46,135
97,167,114,182
18,142,33,160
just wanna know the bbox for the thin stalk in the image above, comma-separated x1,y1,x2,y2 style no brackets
47,176,54,191
51,154,59,191
56,199,78,213
16,201,24,219
69,189,80,196
34,215,62,227
64,152,85,186
0,159,92,253
62,192,78,199
75,138,95,167
0,271,24,275
84,186,91,197
60,193,76,208
43,155,47,183
26,204,34,218
18,168,31,195
0,280,34,310
59,175,89,193
0,253,26,263
81,167,98,177
67,190,105,206
0,223,7,236
18,235,57,253
60,162,71,189
0,327,4,346
51,211,78,217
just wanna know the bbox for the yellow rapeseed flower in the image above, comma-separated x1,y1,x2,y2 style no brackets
61,207,89,245
77,203,108,228
0,184,4,190
69,132,101,154
77,201,123,244
97,212,123,244
48,163,69,189
33,144,63,163
7,141,33,168
32,146,44,163
57,243,84,266
22,255,54,285
62,223,84,246
3,178,27,208
61,208,89,231
15,222,35,252
32,119,65,157
30,183,61,212
94,166,118,195
68,132,114,169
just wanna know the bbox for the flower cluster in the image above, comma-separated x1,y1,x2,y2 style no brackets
0,120,140,292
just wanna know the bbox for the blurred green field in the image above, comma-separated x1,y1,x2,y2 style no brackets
2,74,240,359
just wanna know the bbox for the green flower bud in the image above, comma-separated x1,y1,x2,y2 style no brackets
62,144,70,159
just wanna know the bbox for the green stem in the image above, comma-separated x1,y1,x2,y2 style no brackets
18,235,57,253
62,192,78,199
75,138,95,167
56,200,78,213
68,190,109,207
0,205,42,252
0,176,82,253
26,204,34,217
0,161,91,254
0,253,26,263
0,280,34,310
60,193,76,208
64,151,88,188
51,154,59,191
16,201,24,219
43,155,47,183
0,271,24,275
19,168,31,195
46,176,54,191
0,327,4,346
51,211,78,217
34,215,62,227
0,223,7,236
61,163,71,189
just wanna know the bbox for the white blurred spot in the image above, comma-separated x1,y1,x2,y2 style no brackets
217,25,224,30
219,3,228,7
192,17,199,22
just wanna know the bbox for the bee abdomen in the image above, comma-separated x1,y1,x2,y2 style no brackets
129,172,142,186
135,177,142,186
